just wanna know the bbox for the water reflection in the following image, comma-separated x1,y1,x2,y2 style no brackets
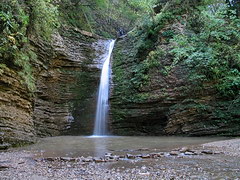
92,136,108,157
20,136,227,158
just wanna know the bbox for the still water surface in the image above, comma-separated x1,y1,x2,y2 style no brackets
20,136,226,158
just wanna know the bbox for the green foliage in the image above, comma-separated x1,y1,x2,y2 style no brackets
162,30,175,39
112,1,183,105
127,0,157,12
112,0,240,134
14,49,37,91
213,98,240,128
0,64,8,75
0,1,34,91
0,0,58,91
94,0,108,8
136,39,156,58
28,0,59,40
217,71,240,97
170,5,240,97
58,0,142,38
130,63,149,89
144,48,163,69
59,4,90,32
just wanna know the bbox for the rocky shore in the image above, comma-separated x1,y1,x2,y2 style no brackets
0,138,240,179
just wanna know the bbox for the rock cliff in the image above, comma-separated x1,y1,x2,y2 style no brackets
33,29,103,137
110,1,240,136
111,35,240,137
0,27,107,148
0,0,136,148
1,0,239,149
0,68,35,148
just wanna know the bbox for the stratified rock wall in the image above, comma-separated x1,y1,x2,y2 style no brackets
111,35,240,136
110,36,189,135
110,0,240,136
33,29,106,137
0,28,106,147
0,68,35,148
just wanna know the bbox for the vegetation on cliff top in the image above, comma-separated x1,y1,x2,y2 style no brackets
171,4,240,98
0,0,59,91
57,0,155,37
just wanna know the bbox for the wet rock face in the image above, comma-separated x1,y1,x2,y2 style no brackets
110,35,240,136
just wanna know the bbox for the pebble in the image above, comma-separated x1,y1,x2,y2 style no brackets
0,143,11,150
126,154,135,159
213,151,222,154
0,163,11,169
150,153,159,158
141,154,151,158
170,151,179,156
112,155,120,160
201,150,214,154
82,158,93,162
60,157,76,162
184,152,195,156
179,147,190,153
139,172,150,176
45,157,57,161
105,152,112,156
1,139,240,179
119,155,125,158
105,153,114,159
137,148,149,151
93,157,105,163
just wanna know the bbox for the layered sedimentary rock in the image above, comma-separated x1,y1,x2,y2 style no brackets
110,35,240,136
34,30,111,136
0,28,106,147
0,68,35,148
110,0,240,136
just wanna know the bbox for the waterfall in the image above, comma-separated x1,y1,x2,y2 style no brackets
93,40,115,136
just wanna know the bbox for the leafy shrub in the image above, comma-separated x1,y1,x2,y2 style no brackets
170,5,240,97
28,0,59,40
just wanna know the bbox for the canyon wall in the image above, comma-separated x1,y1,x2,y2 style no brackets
0,67,35,148
0,0,135,148
0,28,106,148
111,35,240,136
110,1,240,136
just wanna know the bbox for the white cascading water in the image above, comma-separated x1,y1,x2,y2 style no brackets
93,40,115,136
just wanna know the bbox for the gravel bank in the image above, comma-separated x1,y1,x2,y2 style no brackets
0,138,240,179
202,138,240,157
